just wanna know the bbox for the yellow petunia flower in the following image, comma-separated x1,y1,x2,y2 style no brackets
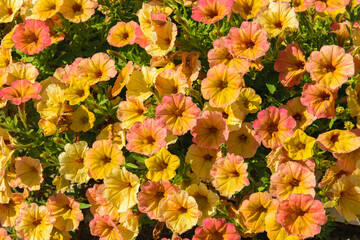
70,105,95,132
283,129,316,160
145,147,180,181
64,78,90,105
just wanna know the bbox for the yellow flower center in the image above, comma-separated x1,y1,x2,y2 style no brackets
221,81,228,88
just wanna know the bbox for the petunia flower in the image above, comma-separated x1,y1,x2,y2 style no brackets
33,0,63,20
254,2,298,38
15,203,56,240
226,122,260,159
126,66,158,100
192,0,233,24
46,193,84,231
191,110,229,149
102,167,140,213
117,96,148,130
176,52,201,85
4,62,39,85
235,87,262,116
59,141,90,184
145,21,178,57
201,64,244,108
0,193,26,227
159,190,202,234
305,45,354,89
97,123,126,149
316,129,360,154
239,192,279,233
232,0,269,20
70,105,96,132
280,97,316,130
84,140,125,180
185,144,221,181
0,228,10,240
283,129,316,160
346,82,360,117
112,61,134,97
156,93,201,136
145,147,180,181
225,22,270,61
274,43,306,87
59,0,98,23
64,78,90,105
107,21,140,47
333,130,360,171
0,79,41,105
300,83,338,119
89,214,123,240
304,0,349,12
12,19,51,55
265,211,302,240
253,106,296,149
0,47,12,71
137,181,179,220
193,217,241,240
270,161,316,201
210,153,249,198
155,69,188,99
15,157,43,191
276,194,327,239
126,118,167,156
0,0,22,23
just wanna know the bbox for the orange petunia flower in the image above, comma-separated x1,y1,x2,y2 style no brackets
0,79,41,105
159,190,202,234
59,0,98,23
116,96,148,130
300,83,338,119
201,64,244,108
274,43,306,87
280,97,316,130
333,130,360,171
192,0,233,24
145,147,180,181
253,106,296,149
305,45,354,89
304,0,349,12
15,157,43,191
12,19,51,55
156,93,201,136
4,62,39,85
137,180,179,220
210,153,249,198
176,52,201,85
126,118,168,156
112,61,134,97
32,0,63,20
316,129,360,154
107,21,140,47
89,214,123,240
232,0,269,20
155,69,188,99
0,193,26,227
15,203,56,240
191,110,229,149
270,161,316,201
84,140,125,180
225,22,270,61
276,194,327,239
193,217,241,240
46,192,84,231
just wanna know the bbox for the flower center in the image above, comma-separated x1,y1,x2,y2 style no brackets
296,142,305,150
245,41,255,49
222,112,229,119
81,116,89,124
94,70,103,78
72,3,82,13
229,171,240,178
174,109,184,117
179,206,188,214
274,21,283,29
208,127,218,134
102,156,112,164
145,136,156,144
122,32,129,39
297,209,306,216
32,219,42,227
293,113,302,121
291,179,300,187
267,123,278,134
205,8,218,19
238,134,248,141
7,8,13,15
221,81,228,88
296,61,305,69
320,92,331,101
76,89,85,97
203,154,213,161
325,64,336,72
48,3,57,10
159,161,168,170
27,33,39,43
330,134,339,143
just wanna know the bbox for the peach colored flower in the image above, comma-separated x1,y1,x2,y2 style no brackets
89,214,123,240
15,156,43,191
192,0,233,24
126,118,167,156
112,61,134,97
270,161,316,201
276,194,327,239
46,192,84,231
330,20,351,47
176,52,201,85
0,193,26,227
239,192,279,233
210,153,249,198
300,83,338,119
333,130,360,171
232,0,269,20
0,228,10,240
159,190,202,234
4,62,39,85
274,43,306,87
305,45,354,89
15,203,56,240
193,218,241,240
191,110,229,149
280,97,316,130
156,93,201,136
84,140,125,180
225,22,270,61
137,180,179,220
316,129,360,154
226,122,260,159
304,0,349,12
253,106,296,149
12,19,51,55
145,147,180,181
107,21,139,47
155,68,188,99
59,0,98,23
0,79,41,105
116,96,148,130
201,64,244,108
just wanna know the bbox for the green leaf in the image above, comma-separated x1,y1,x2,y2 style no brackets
79,203,92,209
329,117,336,129
266,83,276,94
125,162,138,169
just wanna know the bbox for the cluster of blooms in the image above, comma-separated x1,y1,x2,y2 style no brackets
1,0,360,239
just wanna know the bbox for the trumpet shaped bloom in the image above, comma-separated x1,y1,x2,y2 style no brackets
276,194,327,239
201,64,244,108
70,105,95,132
305,45,354,89
192,0,233,24
145,147,180,181
316,129,360,154
304,0,349,12
89,214,123,240
280,97,316,130
59,0,98,23
0,79,41,105
232,0,269,20
33,0,63,20
155,69,188,99
191,110,229,149
225,22,270,61
156,93,201,136
126,66,158,100
112,61,134,97
117,96,148,130
64,78,90,105
12,19,51,55
283,129,316,160
0,0,22,23
253,106,296,149
270,161,316,201
107,21,139,47
126,118,167,156
210,153,249,198
15,157,43,191
4,62,39,85
193,218,241,240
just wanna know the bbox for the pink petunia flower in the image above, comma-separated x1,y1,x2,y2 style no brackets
193,218,241,240
192,0,233,24
0,79,41,105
